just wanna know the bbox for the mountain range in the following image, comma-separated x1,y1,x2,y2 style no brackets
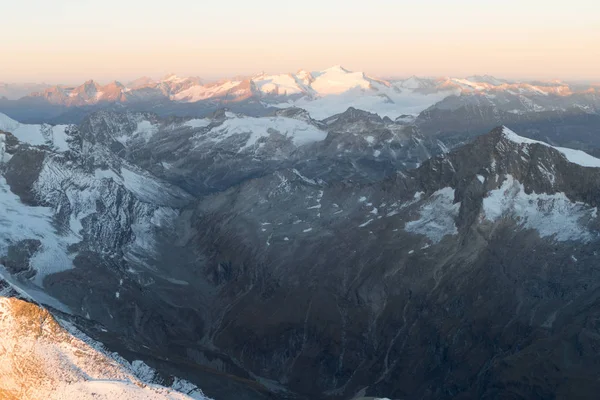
3,95,600,399
2,66,599,125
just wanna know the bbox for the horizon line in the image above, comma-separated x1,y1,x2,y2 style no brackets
3,66,599,87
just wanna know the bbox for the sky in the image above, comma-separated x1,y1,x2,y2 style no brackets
1,0,599,83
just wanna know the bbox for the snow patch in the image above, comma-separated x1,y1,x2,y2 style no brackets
482,175,596,241
196,116,327,151
184,118,211,129
0,112,70,151
405,187,460,243
115,120,158,145
0,176,77,280
359,219,374,228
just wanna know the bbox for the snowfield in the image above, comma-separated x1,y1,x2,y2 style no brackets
405,187,460,243
194,114,328,150
0,112,70,151
482,174,597,242
0,176,78,280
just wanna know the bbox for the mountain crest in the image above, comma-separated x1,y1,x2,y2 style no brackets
415,126,600,209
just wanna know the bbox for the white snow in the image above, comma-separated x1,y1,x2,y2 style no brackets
482,175,596,241
184,118,211,129
0,133,8,162
0,297,209,400
49,380,197,400
127,207,179,262
94,167,122,182
26,157,188,285
0,176,77,280
398,76,430,90
310,66,371,94
253,73,305,95
291,168,318,185
359,219,374,227
172,80,242,102
302,228,313,233
196,115,327,151
270,66,454,119
165,66,455,119
273,88,451,120
552,146,600,168
450,78,490,91
502,126,600,168
115,120,158,145
133,120,158,142
119,166,189,206
405,187,460,243
0,112,70,151
477,174,485,183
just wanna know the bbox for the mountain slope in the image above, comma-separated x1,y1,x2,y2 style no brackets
0,297,208,400
3,115,600,398
74,108,446,195
175,125,600,398
0,118,285,399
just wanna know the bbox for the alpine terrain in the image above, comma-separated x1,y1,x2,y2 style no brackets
2,80,600,399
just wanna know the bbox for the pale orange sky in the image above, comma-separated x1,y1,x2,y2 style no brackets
1,0,599,84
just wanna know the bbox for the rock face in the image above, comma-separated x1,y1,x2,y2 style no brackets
2,110,600,400
415,92,600,154
178,126,600,398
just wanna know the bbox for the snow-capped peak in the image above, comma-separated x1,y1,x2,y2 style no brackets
465,75,506,86
398,76,433,90
322,65,350,73
252,73,306,96
161,73,184,82
502,126,600,168
310,66,372,95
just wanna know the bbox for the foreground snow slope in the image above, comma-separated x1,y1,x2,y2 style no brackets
0,297,209,400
